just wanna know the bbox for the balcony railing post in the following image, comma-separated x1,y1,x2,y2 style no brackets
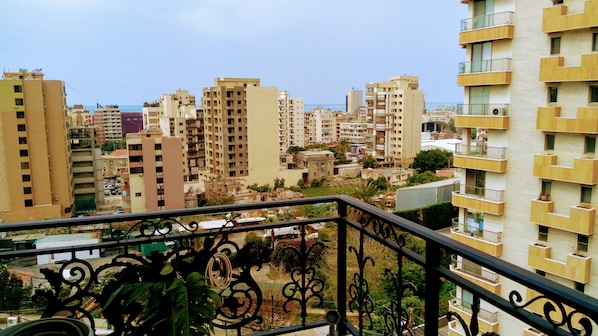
424,240,440,335
337,200,348,334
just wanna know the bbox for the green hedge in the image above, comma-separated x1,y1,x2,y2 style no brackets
393,201,456,230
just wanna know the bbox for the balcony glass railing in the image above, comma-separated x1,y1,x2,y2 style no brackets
461,11,514,31
451,218,502,244
455,144,507,160
456,104,509,116
459,58,512,74
0,196,595,336
454,184,505,202
450,297,499,323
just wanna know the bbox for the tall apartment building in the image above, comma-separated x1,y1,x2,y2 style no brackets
449,1,598,335
304,108,337,145
125,129,185,213
202,78,305,187
278,91,305,153
69,126,103,214
0,71,74,222
143,90,203,182
68,104,92,127
93,105,122,144
346,88,363,114
365,76,424,167
339,122,368,144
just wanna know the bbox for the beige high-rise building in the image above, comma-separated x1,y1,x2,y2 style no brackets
0,70,74,222
304,108,337,145
125,129,185,213
449,1,598,335
201,78,305,187
346,88,363,114
93,105,122,144
68,104,92,127
278,91,305,153
365,76,424,167
143,90,203,182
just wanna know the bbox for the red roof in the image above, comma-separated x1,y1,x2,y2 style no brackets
8,269,35,285
108,149,128,157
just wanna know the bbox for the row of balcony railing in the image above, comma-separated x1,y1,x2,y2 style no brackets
460,11,514,32
0,196,596,335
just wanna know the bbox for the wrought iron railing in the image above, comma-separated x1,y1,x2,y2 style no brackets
0,195,596,336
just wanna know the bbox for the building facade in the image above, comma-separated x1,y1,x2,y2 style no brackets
125,130,185,213
304,108,337,145
449,1,598,335
93,105,123,144
346,88,363,114
68,104,92,127
365,76,424,167
0,71,74,222
121,112,143,135
70,126,103,214
278,91,305,153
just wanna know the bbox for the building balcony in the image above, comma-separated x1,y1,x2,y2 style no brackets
530,199,595,235
540,54,598,82
528,243,592,283
457,58,512,86
0,196,596,336
450,262,501,295
72,166,94,174
453,144,507,173
459,11,514,45
451,218,503,256
542,0,598,33
452,184,505,215
533,154,598,185
536,106,598,134
448,298,499,334
456,104,509,129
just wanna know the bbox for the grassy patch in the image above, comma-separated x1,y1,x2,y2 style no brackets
301,185,354,197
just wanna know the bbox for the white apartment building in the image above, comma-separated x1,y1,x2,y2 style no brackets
304,108,337,145
278,91,305,152
449,1,598,335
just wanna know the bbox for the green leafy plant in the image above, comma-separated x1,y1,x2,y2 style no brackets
103,258,220,336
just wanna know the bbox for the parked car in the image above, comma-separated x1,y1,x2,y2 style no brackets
113,209,124,215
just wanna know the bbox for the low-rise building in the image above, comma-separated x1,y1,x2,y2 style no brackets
295,149,335,183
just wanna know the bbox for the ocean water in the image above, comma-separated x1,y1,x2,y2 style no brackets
85,104,347,113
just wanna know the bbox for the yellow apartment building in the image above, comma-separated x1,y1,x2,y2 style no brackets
125,129,185,213
365,76,424,168
450,0,597,334
0,70,74,222
202,78,305,187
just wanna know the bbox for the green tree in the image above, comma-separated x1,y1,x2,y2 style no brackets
406,171,445,186
349,179,381,205
359,155,378,169
0,264,28,312
410,149,450,173
287,146,306,154
273,178,285,189
368,176,389,191
205,192,235,206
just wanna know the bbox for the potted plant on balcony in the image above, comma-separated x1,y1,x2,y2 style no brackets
101,252,221,336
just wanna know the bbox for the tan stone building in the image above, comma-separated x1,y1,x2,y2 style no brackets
93,105,122,144
295,149,335,184
201,78,305,188
365,76,424,167
68,104,92,127
449,1,598,334
0,70,74,222
304,108,337,145
125,129,185,213
102,149,129,179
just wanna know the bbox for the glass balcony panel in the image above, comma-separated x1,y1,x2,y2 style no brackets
461,12,514,31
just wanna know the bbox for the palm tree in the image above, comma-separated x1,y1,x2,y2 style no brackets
349,179,382,207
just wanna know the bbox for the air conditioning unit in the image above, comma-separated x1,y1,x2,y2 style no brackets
138,173,143,177
491,107,505,116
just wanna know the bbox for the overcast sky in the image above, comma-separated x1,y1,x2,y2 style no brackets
1,1,466,108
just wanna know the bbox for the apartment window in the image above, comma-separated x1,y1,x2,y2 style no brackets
135,192,142,197
16,111,25,119
536,270,546,276
14,85,22,93
575,282,585,293
18,137,27,144
19,150,28,157
21,162,29,169
157,200,165,207
15,98,24,106
593,33,598,51
586,137,596,154
24,199,33,207
541,181,552,198
581,186,592,204
157,178,164,184
545,134,555,150
553,0,563,4
17,124,26,132
550,37,561,54
156,166,163,173
23,187,32,194
577,235,589,255
548,87,558,103
154,144,161,150
538,226,549,242
22,175,31,182
590,86,598,103
155,155,162,161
